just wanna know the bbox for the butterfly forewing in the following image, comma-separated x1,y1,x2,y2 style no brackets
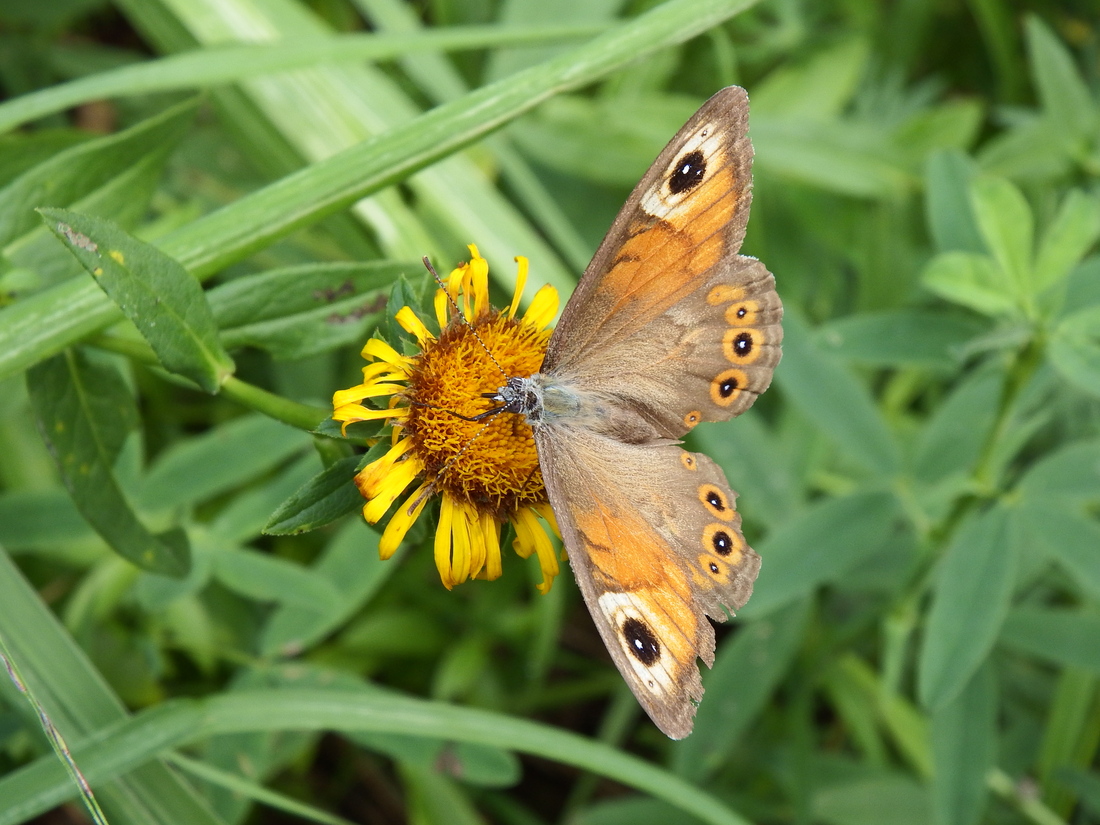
542,86,781,441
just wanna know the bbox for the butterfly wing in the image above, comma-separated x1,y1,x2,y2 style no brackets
543,86,781,441
536,423,760,739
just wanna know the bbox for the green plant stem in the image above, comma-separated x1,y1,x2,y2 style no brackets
90,335,330,431
987,769,1068,825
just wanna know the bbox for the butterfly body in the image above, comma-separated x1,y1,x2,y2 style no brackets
493,86,781,739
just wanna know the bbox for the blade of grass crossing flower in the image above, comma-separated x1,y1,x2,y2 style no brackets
41,208,235,394
0,0,761,383
26,350,190,577
0,551,225,825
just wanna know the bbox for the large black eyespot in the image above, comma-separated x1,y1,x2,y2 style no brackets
718,375,738,398
622,617,661,666
732,331,753,357
668,150,706,195
711,530,733,556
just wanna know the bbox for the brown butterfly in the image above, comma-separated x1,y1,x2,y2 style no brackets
488,86,783,738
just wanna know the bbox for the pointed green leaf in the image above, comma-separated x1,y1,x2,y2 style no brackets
264,455,364,535
912,367,1001,483
918,507,1017,709
1025,16,1099,144
41,208,235,394
817,310,987,368
210,261,405,359
921,251,1017,317
26,351,189,577
969,177,1033,298
210,546,343,609
1050,305,1100,398
1034,190,1100,293
774,311,900,476
0,99,197,248
931,662,996,825
924,151,984,254
741,492,902,616
1001,608,1100,673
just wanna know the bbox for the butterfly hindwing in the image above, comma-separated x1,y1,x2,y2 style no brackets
536,424,760,739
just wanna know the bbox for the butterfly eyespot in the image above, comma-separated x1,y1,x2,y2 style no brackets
668,150,706,195
681,453,698,471
710,369,748,407
724,328,764,363
698,484,733,520
683,410,701,429
707,285,746,306
702,523,744,563
622,617,661,666
699,554,729,581
725,300,760,325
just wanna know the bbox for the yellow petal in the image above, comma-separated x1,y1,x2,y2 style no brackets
362,459,421,523
508,256,529,319
379,481,430,559
396,306,432,346
435,496,457,589
362,337,414,365
512,508,559,594
523,284,559,330
355,437,413,494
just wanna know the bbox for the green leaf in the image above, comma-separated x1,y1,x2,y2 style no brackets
924,150,984,254
921,251,1016,317
264,455,364,535
817,310,986,368
774,311,900,476
137,414,309,513
0,690,752,825
672,600,809,779
210,545,343,609
211,261,406,360
969,177,1033,298
1050,305,1100,398
1033,190,1100,293
41,208,235,394
918,506,1018,709
931,662,996,825
0,551,224,824
1025,15,1099,145
1000,608,1100,673
0,99,197,248
0,489,95,551
26,350,189,577
912,367,1001,483
0,0,761,385
1022,508,1100,600
813,775,931,825
741,492,902,616
260,520,394,657
1017,438,1100,504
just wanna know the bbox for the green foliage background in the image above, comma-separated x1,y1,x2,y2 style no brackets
0,0,1098,823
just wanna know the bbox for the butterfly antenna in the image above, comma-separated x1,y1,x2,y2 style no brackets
422,257,509,380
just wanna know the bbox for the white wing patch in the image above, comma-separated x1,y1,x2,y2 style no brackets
596,592,679,696
639,119,725,220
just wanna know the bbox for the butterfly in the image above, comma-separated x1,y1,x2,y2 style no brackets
488,86,782,738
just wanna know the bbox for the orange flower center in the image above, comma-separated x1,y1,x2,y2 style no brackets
403,310,550,518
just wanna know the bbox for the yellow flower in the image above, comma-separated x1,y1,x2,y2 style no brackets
333,245,562,592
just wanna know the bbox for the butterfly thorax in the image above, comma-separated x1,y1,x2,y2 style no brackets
492,375,662,444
